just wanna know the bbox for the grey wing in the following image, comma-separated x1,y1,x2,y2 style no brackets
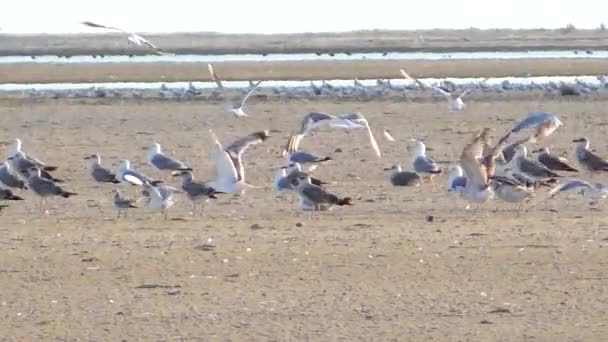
301,184,332,204
512,112,551,132
152,154,185,170
580,149,608,170
300,112,334,134
15,157,35,171
226,131,269,157
30,177,59,196
414,156,440,173
185,181,215,197
451,176,467,189
92,166,118,182
391,171,421,186
338,112,366,122
289,151,320,164
520,158,559,178
539,154,577,171
549,179,591,196
0,166,26,189
277,176,295,190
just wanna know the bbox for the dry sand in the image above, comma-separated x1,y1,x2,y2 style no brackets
2,28,608,56
0,96,607,340
4,58,608,84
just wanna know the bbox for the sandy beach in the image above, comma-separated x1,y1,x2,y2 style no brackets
0,95,607,339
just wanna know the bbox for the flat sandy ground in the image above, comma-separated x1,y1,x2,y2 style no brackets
0,96,607,340
4,58,608,84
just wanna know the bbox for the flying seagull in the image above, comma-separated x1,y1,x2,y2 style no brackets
297,112,363,137
573,137,608,173
400,69,484,112
147,143,192,173
336,112,382,158
84,154,121,184
81,21,172,55
511,112,563,142
207,129,269,193
207,63,262,117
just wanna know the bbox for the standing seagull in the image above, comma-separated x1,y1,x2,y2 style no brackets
511,145,561,182
408,140,442,184
81,21,171,55
207,130,269,193
400,69,482,112
173,170,221,213
336,112,382,157
0,161,27,190
84,154,121,184
292,174,352,211
385,165,421,187
147,143,192,173
573,137,608,173
24,167,76,211
511,112,563,142
532,147,578,172
141,183,175,220
283,135,332,165
207,63,262,117
112,189,138,218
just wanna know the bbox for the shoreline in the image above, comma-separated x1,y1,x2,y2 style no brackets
2,58,607,84
1,29,608,56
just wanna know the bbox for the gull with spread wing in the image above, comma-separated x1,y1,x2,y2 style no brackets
207,63,262,117
81,21,171,55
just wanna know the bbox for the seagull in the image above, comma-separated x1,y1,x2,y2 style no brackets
81,21,171,55
532,147,578,172
297,112,363,137
336,112,382,157
274,163,327,192
572,137,608,173
408,140,442,183
147,143,192,173
112,189,138,219
549,178,608,206
283,135,332,165
447,165,467,192
400,69,482,112
292,174,352,211
24,166,76,210
84,154,121,184
511,112,563,142
141,183,175,220
385,165,421,186
489,175,535,207
207,129,269,193
207,63,262,117
7,139,61,182
510,145,561,182
0,188,24,201
117,159,161,186
0,161,27,190
173,170,221,213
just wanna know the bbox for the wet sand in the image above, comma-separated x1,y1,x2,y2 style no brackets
0,96,607,339
3,58,608,84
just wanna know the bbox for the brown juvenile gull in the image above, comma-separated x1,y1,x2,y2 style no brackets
511,112,563,142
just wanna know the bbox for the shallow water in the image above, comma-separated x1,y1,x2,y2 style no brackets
0,76,601,92
1,50,606,64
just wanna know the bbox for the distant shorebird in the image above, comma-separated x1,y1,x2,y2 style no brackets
400,69,483,112
511,112,563,142
385,165,421,187
112,189,138,218
532,147,578,172
81,21,171,55
147,143,192,173
207,129,269,193
573,137,608,173
84,154,121,184
207,63,262,117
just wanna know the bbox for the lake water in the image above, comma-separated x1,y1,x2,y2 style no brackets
1,50,606,64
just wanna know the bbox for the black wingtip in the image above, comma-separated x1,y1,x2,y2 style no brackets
61,191,77,198
44,166,58,172
128,204,138,208
150,180,164,186
178,167,193,172
111,179,121,184
337,197,353,206
429,170,443,174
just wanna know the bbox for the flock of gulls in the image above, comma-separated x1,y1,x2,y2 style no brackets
2,24,608,219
